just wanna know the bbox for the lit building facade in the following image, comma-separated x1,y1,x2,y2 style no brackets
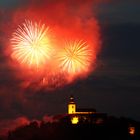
67,95,107,124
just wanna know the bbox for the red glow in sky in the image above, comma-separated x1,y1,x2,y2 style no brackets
7,0,101,90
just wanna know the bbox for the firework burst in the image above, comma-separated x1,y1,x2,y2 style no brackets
11,20,52,68
57,40,93,75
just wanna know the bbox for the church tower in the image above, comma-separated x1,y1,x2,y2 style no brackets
68,95,76,114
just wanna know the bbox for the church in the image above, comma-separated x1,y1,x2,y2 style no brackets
63,95,107,124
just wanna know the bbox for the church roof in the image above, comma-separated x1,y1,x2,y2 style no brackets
76,108,96,112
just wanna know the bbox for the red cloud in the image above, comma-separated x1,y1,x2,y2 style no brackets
0,117,29,136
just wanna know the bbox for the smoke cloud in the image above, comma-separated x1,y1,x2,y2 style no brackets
0,117,29,136
0,0,109,135
0,0,102,91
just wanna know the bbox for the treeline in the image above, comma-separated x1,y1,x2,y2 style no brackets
3,116,140,140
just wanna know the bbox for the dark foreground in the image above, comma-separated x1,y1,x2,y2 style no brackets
1,116,140,140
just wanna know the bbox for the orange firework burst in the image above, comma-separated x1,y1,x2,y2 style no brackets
57,40,93,75
11,20,52,68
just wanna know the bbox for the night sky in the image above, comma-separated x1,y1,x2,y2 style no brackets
0,0,140,134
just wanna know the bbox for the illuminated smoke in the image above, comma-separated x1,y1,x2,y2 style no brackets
5,0,101,90
0,117,29,136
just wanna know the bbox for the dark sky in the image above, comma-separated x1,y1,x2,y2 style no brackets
0,0,140,129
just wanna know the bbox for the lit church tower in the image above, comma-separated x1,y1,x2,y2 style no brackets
68,95,76,114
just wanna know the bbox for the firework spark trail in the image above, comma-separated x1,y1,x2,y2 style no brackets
11,20,52,68
57,40,93,75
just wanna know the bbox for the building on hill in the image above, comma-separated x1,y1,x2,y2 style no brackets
68,95,97,114
61,95,107,124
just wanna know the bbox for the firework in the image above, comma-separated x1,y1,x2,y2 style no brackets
11,20,52,68
57,40,93,75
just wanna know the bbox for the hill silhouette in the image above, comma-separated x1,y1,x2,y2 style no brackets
1,115,139,140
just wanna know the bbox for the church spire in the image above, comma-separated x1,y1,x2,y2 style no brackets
69,95,74,103
68,95,76,114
